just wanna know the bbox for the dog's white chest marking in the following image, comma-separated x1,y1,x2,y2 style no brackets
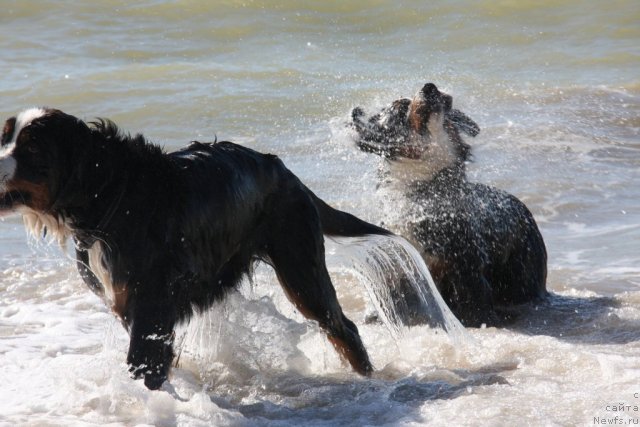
87,242,117,306
388,112,456,187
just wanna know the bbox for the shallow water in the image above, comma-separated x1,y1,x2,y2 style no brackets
1,1,639,426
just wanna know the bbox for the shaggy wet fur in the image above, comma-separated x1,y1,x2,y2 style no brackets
0,108,393,389
349,83,547,326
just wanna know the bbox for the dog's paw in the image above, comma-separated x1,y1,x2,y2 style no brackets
128,361,147,380
143,371,167,390
128,361,167,390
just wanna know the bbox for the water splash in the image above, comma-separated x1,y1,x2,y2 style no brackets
330,234,467,343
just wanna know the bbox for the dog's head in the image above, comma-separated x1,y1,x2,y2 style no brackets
408,83,453,135
408,83,480,139
405,83,480,166
0,108,92,218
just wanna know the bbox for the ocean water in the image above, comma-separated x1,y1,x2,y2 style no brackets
1,1,639,426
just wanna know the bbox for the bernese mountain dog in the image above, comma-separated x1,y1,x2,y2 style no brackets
349,83,548,326
0,108,393,390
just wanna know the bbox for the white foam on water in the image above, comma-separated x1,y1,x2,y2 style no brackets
1,2,639,424
2,191,640,426
328,234,467,343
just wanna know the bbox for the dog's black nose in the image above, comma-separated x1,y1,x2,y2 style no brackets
421,83,440,99
421,83,452,111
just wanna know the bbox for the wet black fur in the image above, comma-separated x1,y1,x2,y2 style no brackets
1,109,391,389
349,83,548,326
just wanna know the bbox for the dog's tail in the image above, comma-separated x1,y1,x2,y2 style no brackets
309,192,392,237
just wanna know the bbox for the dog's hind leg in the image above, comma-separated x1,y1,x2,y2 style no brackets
265,190,373,376
492,229,548,306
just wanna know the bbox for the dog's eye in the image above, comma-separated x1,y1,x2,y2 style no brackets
24,139,41,154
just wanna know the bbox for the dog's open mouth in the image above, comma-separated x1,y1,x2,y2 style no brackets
398,144,426,160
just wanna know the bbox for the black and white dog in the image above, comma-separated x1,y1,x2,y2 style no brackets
349,83,548,326
0,108,393,390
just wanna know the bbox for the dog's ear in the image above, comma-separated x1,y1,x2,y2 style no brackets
2,117,17,145
447,109,480,137
351,107,365,119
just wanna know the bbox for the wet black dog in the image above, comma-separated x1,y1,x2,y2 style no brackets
0,108,393,389
349,83,548,326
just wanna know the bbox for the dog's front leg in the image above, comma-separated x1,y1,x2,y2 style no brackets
126,301,176,390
